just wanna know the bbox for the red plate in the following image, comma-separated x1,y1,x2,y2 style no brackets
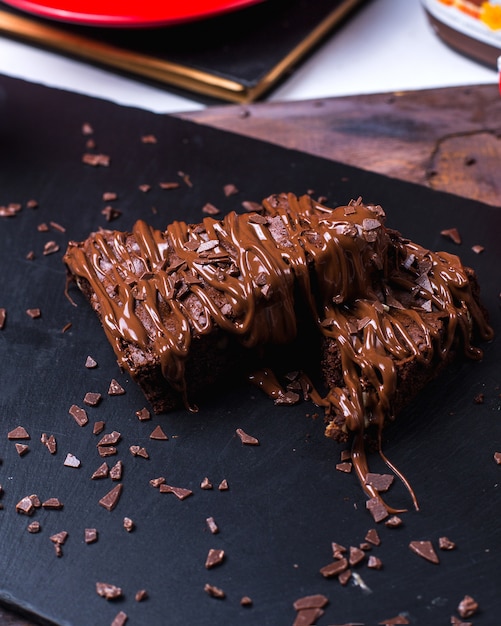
2,0,265,27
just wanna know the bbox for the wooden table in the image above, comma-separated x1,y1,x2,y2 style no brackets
1,81,499,626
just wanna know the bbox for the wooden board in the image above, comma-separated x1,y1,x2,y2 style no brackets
178,84,501,208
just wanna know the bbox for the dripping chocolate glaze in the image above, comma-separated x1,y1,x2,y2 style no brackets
64,193,493,511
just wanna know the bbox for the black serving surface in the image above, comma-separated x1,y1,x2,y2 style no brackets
0,75,500,625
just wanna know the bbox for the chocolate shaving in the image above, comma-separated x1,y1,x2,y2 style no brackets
200,477,213,490
99,484,123,511
367,555,383,569
27,521,41,533
336,462,352,473
26,308,41,319
319,558,348,578
293,608,325,626
82,153,110,167
110,460,123,481
0,308,5,329
135,589,148,602
159,484,193,500
63,453,81,468
97,431,121,447
43,241,59,256
205,548,225,569
108,379,125,395
204,584,225,599
218,479,229,491
91,462,109,479
84,392,102,407
111,611,128,626
365,473,394,493
69,404,89,427
149,425,168,440
202,203,220,215
457,595,478,619
42,498,63,510
136,407,151,421
409,540,439,564
149,476,166,488
438,536,456,550
8,426,30,439
102,192,117,202
85,528,98,544
98,446,117,457
440,227,462,245
206,516,219,534
365,528,381,546
16,496,35,516
366,497,389,523
159,181,180,190
15,443,29,456
236,428,259,445
293,594,329,611
93,421,105,435
85,356,98,368
96,582,122,600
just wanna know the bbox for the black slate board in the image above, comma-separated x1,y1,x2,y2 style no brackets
0,75,500,626
0,0,369,103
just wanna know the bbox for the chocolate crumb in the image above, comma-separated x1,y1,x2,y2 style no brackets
240,596,253,607
101,206,122,222
223,183,239,197
236,428,259,445
102,192,117,202
63,453,81,468
108,379,125,395
494,452,501,465
204,583,225,599
364,473,394,493
159,484,193,500
365,528,381,546
378,615,410,625
96,581,122,600
141,134,157,143
205,548,225,569
139,184,151,193
97,431,121,447
42,498,63,510
15,443,29,456
242,200,262,213
149,425,168,440
110,460,123,481
349,546,365,566
26,308,41,319
99,484,123,511
367,555,383,569
135,589,148,602
84,392,102,407
27,521,41,533
319,558,348,578
293,607,325,625
91,463,110,480
8,426,30,439
69,404,89,427
85,356,98,368
93,421,105,435
82,153,110,167
293,595,329,611
149,476,166,488
16,497,35,516
471,244,484,254
201,477,213,490
366,497,389,523
438,536,456,550
98,445,117,458
37,222,49,232
123,517,134,532
206,516,219,534
385,515,403,528
409,540,439,564
440,227,462,245
50,531,68,545
81,122,93,135
30,494,42,508
43,241,59,256
202,203,220,215
450,617,473,626
336,462,352,473
85,528,98,544
61,322,72,333
159,181,180,190
457,595,479,618
0,308,6,329
135,407,151,421
111,611,128,626
218,479,229,491
473,392,484,404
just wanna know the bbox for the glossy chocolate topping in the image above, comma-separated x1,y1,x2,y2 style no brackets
64,193,493,509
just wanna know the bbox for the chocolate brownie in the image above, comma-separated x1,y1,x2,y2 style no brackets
64,194,493,503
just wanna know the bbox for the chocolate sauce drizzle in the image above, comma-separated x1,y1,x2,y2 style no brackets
64,194,493,511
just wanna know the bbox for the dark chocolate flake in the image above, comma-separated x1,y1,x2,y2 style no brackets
365,473,394,493
63,453,81,468
135,589,148,602
438,536,456,550
135,407,151,421
204,583,225,599
84,392,102,407
16,496,35,516
366,497,389,523
97,431,121,447
96,582,122,600
84,528,98,544
206,516,219,534
99,484,123,511
69,404,89,427
150,425,168,440
8,426,30,440
26,308,41,319
319,557,348,578
457,595,479,619
82,153,110,167
27,521,41,533
440,227,462,245
236,428,259,445
293,594,329,611
43,240,59,255
110,460,123,481
409,540,439,564
108,379,125,395
42,498,63,510
85,356,98,368
159,484,193,500
111,611,128,626
205,548,225,569
15,443,29,456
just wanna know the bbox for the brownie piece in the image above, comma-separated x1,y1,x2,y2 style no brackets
64,194,493,501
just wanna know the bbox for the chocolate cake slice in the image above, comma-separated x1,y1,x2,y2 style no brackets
64,193,493,507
